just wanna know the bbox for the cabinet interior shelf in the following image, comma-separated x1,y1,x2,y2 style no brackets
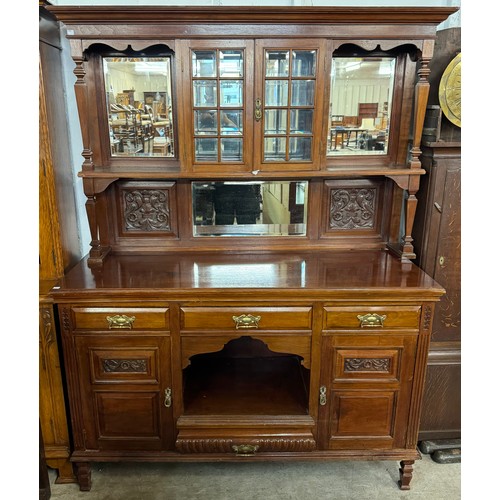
183,354,310,416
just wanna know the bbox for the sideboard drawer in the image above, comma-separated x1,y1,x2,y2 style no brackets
180,306,312,331
323,306,421,330
71,307,170,331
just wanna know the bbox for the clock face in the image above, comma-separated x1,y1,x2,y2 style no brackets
439,52,461,128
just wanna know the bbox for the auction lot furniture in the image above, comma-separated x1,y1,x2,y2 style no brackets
46,5,456,491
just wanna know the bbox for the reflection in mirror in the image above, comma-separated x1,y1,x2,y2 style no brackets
192,181,308,237
328,57,395,156
104,57,174,157
192,50,245,163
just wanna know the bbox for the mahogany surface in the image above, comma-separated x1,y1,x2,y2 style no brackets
44,5,456,491
54,251,442,299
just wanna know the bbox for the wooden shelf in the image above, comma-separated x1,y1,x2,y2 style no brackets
183,355,309,416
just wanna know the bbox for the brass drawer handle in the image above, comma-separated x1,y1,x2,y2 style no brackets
232,314,261,329
357,313,386,328
319,386,327,406
232,444,259,456
106,314,136,329
164,388,172,408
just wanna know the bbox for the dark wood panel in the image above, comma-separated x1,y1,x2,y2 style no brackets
419,346,461,440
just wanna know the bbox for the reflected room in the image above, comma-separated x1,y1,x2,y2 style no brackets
104,56,175,157
192,180,308,236
328,57,395,156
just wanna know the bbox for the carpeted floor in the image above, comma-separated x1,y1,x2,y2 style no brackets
46,452,461,500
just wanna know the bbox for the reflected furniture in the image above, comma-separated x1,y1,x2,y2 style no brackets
330,127,367,150
46,5,456,492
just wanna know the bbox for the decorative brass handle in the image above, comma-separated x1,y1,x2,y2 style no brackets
357,313,386,328
164,388,172,408
254,98,262,121
232,314,261,329
319,386,327,406
232,444,259,456
106,314,136,330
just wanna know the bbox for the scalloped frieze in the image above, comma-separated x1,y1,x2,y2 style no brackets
334,40,422,53
83,40,174,53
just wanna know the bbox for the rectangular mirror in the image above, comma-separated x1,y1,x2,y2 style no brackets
327,57,395,156
104,57,174,157
192,181,308,237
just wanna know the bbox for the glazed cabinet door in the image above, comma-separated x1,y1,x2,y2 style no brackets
74,334,174,452
181,40,254,173
180,38,328,172
254,39,328,171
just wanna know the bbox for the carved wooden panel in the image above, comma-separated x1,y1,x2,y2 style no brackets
89,347,159,384
114,181,178,238
321,179,389,241
330,187,376,229
175,437,316,453
334,349,399,382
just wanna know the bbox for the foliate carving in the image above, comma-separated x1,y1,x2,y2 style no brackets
61,307,72,334
329,188,376,229
422,305,433,332
40,307,54,347
344,358,391,372
102,359,147,373
175,438,316,454
123,189,171,231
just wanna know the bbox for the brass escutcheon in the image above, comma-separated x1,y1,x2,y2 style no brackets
106,314,136,329
232,314,261,329
232,444,259,456
357,313,386,328
254,98,262,121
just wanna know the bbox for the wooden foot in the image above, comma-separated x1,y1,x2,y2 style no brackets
48,458,77,484
75,462,92,492
398,460,414,490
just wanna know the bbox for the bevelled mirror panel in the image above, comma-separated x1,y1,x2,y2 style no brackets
104,57,174,157
192,181,308,237
327,57,395,156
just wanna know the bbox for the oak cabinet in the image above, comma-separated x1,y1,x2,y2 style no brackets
45,5,457,492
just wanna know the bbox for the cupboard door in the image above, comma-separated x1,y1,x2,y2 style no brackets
183,40,254,172
254,39,327,171
74,335,174,451
318,334,417,450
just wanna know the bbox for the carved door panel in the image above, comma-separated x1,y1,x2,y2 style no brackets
318,333,417,450
74,335,174,451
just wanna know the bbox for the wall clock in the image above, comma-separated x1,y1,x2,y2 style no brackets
439,52,461,128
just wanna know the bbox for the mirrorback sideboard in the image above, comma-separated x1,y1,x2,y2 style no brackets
46,5,456,491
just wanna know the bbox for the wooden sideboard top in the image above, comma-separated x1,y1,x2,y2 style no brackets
51,250,444,302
